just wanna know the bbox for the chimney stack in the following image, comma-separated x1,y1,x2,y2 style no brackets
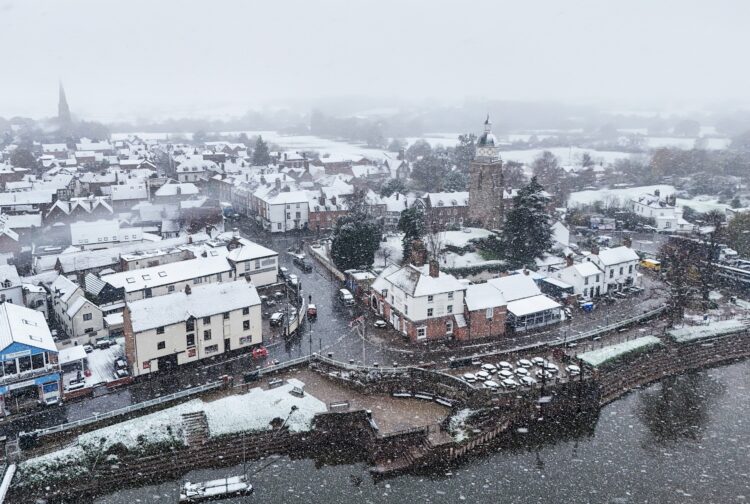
522,268,529,276
566,254,574,267
428,259,440,278
184,285,191,295
591,245,600,255
623,236,632,248
410,239,427,267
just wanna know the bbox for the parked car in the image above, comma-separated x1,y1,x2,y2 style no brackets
279,267,289,279
531,357,546,367
462,372,476,383
115,357,128,370
338,288,355,306
293,256,313,273
115,368,129,379
83,344,94,354
517,359,533,368
515,367,529,377
543,362,560,373
95,338,112,350
287,274,299,287
498,369,514,379
270,312,286,327
373,319,387,328
66,381,86,392
481,363,497,374
498,361,513,370
565,364,581,376
252,346,269,359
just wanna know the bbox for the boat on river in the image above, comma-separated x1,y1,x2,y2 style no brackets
179,475,253,502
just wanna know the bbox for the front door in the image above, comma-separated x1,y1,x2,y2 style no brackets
224,338,231,352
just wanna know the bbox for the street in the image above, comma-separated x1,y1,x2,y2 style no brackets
0,219,669,437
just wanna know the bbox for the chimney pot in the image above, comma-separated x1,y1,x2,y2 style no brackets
566,254,574,267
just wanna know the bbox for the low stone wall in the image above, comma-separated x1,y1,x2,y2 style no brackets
595,329,750,405
307,243,345,281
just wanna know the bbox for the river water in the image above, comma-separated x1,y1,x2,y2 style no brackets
95,360,750,504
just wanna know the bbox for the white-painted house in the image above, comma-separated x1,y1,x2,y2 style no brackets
630,192,692,233
70,220,144,249
256,190,310,233
124,280,262,376
587,246,640,291
50,275,105,341
556,261,606,299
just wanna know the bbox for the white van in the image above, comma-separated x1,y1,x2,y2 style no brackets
338,288,354,306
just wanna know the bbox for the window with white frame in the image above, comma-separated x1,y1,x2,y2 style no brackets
447,291,454,300
486,308,493,320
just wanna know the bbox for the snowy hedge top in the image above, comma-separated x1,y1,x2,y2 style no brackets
578,336,662,368
668,319,748,344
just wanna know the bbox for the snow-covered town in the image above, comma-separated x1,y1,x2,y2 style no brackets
1,1,750,503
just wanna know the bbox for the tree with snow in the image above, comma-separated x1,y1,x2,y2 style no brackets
252,136,272,165
405,139,432,162
411,154,450,192
330,215,382,271
499,177,553,269
454,133,476,174
380,178,407,198
443,170,467,191
398,206,425,265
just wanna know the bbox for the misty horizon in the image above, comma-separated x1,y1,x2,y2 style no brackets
2,0,750,123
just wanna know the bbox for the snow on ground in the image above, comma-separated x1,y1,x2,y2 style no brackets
668,319,748,343
378,234,403,265
231,131,389,161
205,378,326,435
441,228,495,248
577,336,662,368
676,197,730,214
644,136,731,150
85,340,125,386
440,252,502,269
498,147,632,166
447,408,475,442
378,229,494,268
568,185,675,207
22,379,325,471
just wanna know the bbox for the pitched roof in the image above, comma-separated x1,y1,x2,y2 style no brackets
128,280,261,332
465,283,506,311
102,256,231,292
0,302,56,353
595,246,639,266
487,274,541,303
507,294,561,317
378,264,465,297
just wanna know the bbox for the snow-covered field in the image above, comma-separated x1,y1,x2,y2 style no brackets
644,136,731,150
378,228,495,267
675,197,730,214
499,147,633,166
568,185,675,207
578,336,662,368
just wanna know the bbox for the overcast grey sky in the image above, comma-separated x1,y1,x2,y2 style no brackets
2,0,748,121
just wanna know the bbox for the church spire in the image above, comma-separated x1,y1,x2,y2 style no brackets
58,81,72,129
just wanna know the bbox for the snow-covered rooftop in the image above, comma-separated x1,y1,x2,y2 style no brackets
127,280,261,332
507,294,561,317
0,302,56,353
487,274,541,303
102,256,232,293
594,246,639,266
465,282,506,311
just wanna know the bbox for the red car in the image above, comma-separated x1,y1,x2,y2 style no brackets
252,346,269,359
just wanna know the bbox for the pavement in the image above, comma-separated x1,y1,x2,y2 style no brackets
0,218,670,437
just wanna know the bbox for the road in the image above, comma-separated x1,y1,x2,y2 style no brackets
0,219,668,437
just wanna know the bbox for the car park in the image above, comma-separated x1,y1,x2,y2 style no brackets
498,361,513,370
270,312,286,327
481,363,497,374
515,367,529,377
517,359,533,368
501,378,518,389
475,371,490,381
498,369,514,379
463,372,476,383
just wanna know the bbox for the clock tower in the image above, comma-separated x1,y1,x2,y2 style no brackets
468,115,505,229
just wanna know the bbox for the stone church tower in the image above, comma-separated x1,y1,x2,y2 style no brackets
468,115,505,229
